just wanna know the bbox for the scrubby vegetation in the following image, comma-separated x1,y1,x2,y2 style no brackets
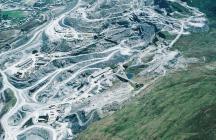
0,10,26,21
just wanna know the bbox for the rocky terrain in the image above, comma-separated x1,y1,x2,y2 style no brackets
0,0,209,139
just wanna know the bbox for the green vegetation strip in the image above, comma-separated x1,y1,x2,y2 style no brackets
0,10,25,19
172,28,216,62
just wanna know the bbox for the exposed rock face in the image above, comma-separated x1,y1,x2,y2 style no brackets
0,0,208,139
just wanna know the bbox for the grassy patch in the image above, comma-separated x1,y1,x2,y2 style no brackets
172,29,216,62
187,0,216,21
1,10,25,19
169,1,191,15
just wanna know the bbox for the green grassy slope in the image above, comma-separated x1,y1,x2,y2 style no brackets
0,10,26,23
1,10,25,19
173,29,216,62
78,1,216,140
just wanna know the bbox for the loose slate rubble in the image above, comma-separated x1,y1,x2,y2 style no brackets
0,0,208,139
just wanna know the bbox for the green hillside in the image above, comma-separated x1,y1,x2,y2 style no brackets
78,0,216,140
0,10,25,19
